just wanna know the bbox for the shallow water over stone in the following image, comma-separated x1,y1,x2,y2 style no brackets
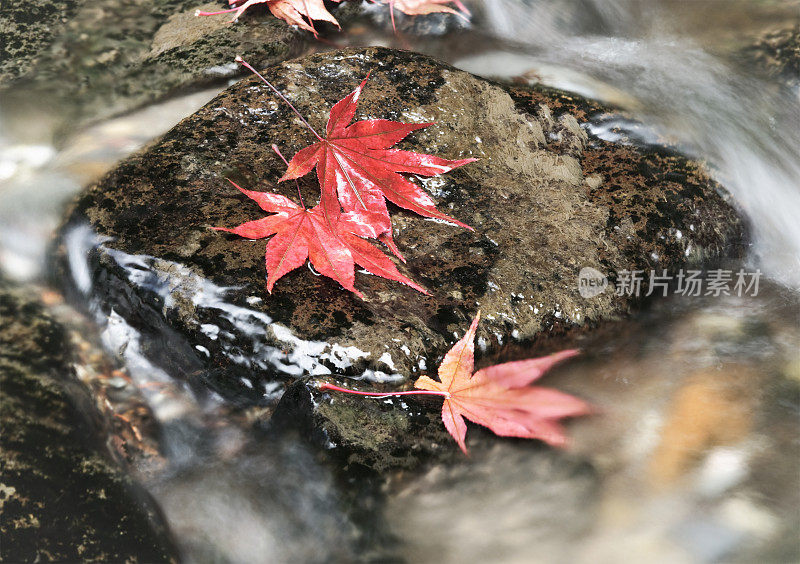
1,1,798,562
41,273,797,563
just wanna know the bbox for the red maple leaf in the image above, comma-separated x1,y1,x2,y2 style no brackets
212,59,473,295
278,74,476,250
214,180,427,296
320,313,590,454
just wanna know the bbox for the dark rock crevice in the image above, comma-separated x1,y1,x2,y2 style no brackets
0,280,179,563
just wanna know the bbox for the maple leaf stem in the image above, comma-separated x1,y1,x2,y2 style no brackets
271,143,306,209
389,0,397,32
236,56,324,142
319,383,449,398
195,7,238,16
302,0,317,35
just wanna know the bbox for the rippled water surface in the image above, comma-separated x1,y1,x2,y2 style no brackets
1,1,798,562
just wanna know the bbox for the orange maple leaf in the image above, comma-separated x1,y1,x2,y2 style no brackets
320,313,590,454
380,0,470,31
197,0,470,36
413,313,590,454
197,0,342,36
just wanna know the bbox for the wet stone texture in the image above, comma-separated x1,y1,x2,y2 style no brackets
0,0,80,84
0,0,305,126
55,47,745,446
271,380,458,472
334,0,472,36
0,279,178,562
740,24,800,88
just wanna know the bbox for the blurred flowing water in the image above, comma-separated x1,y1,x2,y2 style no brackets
463,0,800,288
1,1,798,562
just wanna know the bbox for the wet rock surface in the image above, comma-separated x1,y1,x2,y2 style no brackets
0,0,305,127
55,47,745,414
0,279,178,562
741,24,800,88
271,379,457,472
0,0,80,84
336,0,473,36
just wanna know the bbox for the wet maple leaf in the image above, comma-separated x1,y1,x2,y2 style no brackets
378,0,470,31
320,313,591,454
384,0,469,15
279,74,476,248
413,313,590,454
197,0,342,36
198,0,470,35
213,59,473,296
214,180,427,296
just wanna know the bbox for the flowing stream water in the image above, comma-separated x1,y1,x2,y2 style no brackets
1,1,798,562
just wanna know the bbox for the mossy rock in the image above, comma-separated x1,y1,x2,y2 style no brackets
271,379,457,472
54,47,745,409
0,0,308,127
740,24,800,87
0,280,178,562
